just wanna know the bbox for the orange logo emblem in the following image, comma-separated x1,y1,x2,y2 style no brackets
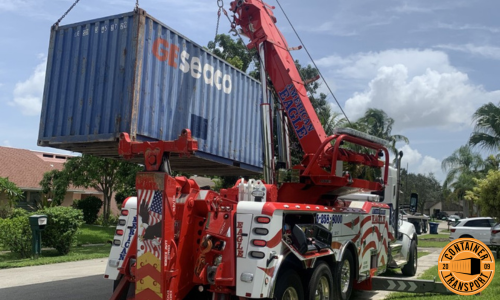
438,238,495,295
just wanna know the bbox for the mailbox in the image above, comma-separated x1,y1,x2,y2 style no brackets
29,215,48,231
29,214,48,258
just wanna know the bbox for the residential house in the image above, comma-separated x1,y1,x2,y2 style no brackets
0,146,116,213
425,200,466,218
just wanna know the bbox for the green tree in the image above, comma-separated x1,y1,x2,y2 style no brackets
354,108,409,157
40,169,69,205
207,34,255,72
469,102,500,152
0,177,24,207
441,145,484,217
400,172,443,213
114,162,142,208
63,155,142,222
469,170,500,220
295,61,335,133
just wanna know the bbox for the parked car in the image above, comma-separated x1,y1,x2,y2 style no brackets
491,223,500,248
448,215,461,222
449,217,496,245
435,211,448,220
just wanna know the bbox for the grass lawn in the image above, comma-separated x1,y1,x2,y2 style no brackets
419,233,450,248
0,245,111,269
77,224,116,245
0,224,115,269
420,234,449,240
385,259,500,300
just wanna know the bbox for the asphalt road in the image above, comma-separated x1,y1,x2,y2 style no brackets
0,274,112,300
0,259,112,300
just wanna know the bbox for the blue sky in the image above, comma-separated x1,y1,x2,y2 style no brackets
1,0,499,182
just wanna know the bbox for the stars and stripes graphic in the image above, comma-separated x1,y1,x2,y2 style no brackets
143,237,162,257
138,189,163,258
148,190,163,225
138,189,163,225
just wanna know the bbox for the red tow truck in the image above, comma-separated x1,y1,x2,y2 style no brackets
104,1,451,299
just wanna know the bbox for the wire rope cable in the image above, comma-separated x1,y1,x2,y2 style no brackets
273,0,351,125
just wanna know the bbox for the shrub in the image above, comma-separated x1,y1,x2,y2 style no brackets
38,206,84,255
9,208,30,218
0,204,12,219
74,196,103,224
0,216,32,258
95,213,120,227
114,191,128,209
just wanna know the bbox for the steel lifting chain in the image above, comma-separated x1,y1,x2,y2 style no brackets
214,0,224,47
53,0,82,28
135,0,139,11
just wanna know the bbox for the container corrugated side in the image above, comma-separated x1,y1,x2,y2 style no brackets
39,9,264,175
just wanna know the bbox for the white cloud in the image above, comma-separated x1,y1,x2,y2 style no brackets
317,49,455,81
2,140,11,147
320,48,500,130
398,144,444,181
416,156,442,176
391,0,469,14
400,144,422,166
436,44,500,60
435,22,500,33
11,57,46,116
0,0,28,11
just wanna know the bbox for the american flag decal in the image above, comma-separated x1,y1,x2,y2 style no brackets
149,190,163,225
138,189,163,258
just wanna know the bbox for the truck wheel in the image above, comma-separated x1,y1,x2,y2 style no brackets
307,261,333,300
334,251,355,300
113,275,134,300
402,240,417,276
274,269,304,300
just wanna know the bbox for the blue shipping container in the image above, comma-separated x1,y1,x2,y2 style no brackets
39,9,264,175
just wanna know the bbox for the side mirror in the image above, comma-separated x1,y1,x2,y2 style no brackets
409,193,418,214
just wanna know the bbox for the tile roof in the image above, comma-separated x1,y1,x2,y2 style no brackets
0,146,91,192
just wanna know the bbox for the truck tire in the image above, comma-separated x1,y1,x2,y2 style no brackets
333,251,355,300
113,275,134,300
307,261,333,300
274,269,304,300
402,240,417,276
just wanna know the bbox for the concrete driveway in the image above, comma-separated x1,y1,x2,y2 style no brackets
0,258,111,300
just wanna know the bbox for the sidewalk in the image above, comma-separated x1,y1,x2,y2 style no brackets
0,258,108,289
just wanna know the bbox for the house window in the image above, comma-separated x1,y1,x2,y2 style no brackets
16,191,42,210
30,192,42,206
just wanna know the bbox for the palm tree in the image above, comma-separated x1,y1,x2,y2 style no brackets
0,177,24,207
325,111,349,135
354,108,409,156
441,145,484,217
469,102,500,152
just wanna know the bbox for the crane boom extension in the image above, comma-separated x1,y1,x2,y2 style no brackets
230,0,327,155
230,0,388,199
